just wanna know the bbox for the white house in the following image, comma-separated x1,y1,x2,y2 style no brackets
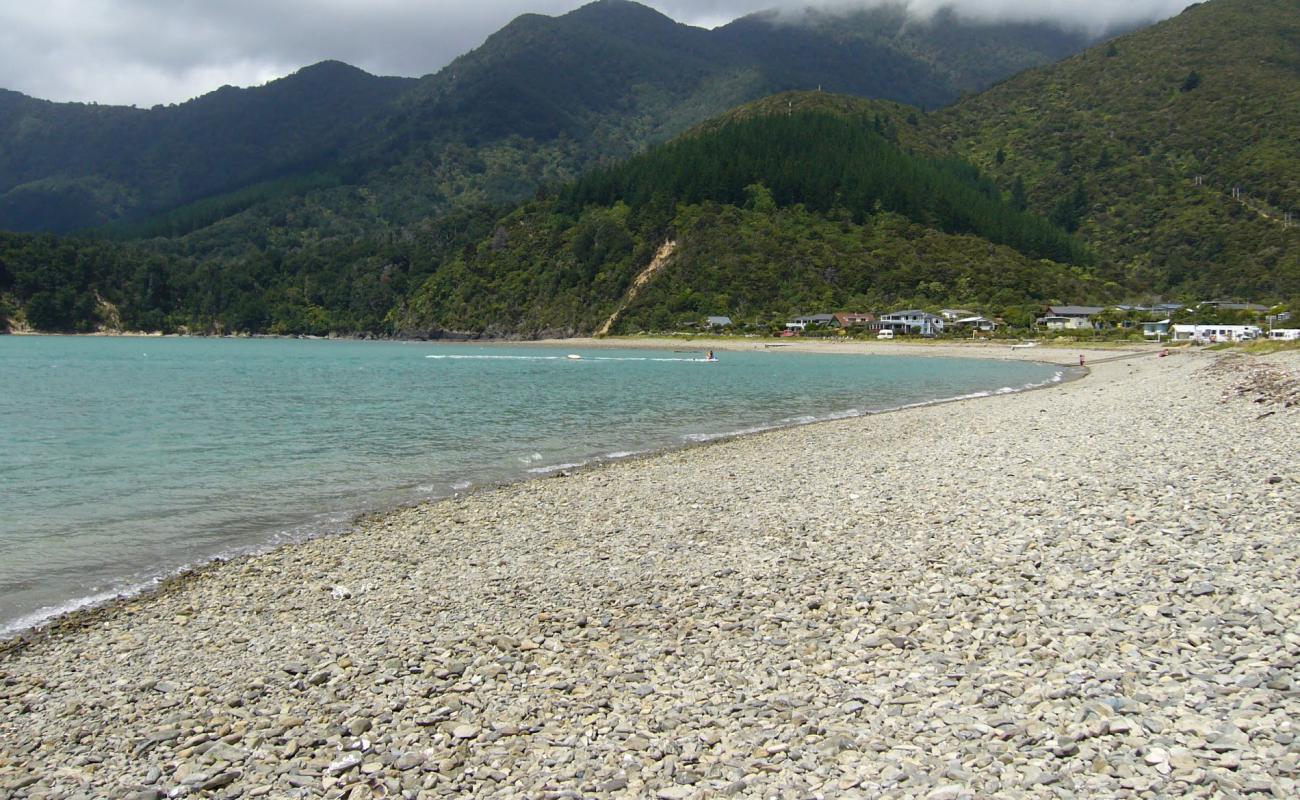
953,315,999,332
879,310,945,335
1142,319,1171,340
705,316,733,328
1171,324,1262,343
1037,305,1104,330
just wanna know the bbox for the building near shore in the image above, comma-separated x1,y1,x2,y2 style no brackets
953,315,1000,332
879,310,944,335
1037,305,1104,330
790,314,837,327
1143,319,1172,339
1171,324,1263,342
939,308,976,321
833,312,876,328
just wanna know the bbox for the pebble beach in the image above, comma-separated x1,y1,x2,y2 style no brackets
2,345,1298,799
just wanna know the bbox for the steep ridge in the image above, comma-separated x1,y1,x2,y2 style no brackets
934,0,1300,299
595,239,677,336
392,108,1098,338
7,0,1297,336
0,0,1111,235
0,62,415,232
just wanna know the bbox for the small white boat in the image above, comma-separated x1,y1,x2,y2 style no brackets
1010,342,1039,350
567,354,583,360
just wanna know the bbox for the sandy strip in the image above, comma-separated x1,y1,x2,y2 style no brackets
1,348,1297,800
528,335,1149,364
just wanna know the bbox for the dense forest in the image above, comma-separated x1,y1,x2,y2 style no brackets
0,111,1099,336
560,112,1089,265
0,206,504,335
933,0,1300,300
2,0,1297,337
0,0,1107,234
399,198,1109,337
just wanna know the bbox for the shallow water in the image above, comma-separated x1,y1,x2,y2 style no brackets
0,336,1063,635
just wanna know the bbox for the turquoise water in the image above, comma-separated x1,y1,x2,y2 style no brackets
0,336,1064,635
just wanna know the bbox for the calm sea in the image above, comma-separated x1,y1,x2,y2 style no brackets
0,336,1063,635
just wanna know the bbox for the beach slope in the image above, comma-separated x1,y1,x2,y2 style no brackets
2,349,1298,799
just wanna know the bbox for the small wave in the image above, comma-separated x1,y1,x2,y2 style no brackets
451,480,472,491
683,423,780,443
424,353,708,364
1,581,162,639
784,414,820,425
682,406,872,444
425,354,565,361
602,450,644,459
526,461,589,474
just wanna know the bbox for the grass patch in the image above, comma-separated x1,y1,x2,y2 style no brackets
1238,340,1300,355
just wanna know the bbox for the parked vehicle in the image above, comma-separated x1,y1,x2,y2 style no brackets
876,329,895,340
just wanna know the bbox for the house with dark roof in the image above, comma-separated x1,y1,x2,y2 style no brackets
1037,305,1104,330
1199,301,1270,313
791,314,838,326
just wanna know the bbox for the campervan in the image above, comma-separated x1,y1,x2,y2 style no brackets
876,329,895,340
1171,324,1263,343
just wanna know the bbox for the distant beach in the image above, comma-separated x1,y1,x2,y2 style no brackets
2,345,1297,799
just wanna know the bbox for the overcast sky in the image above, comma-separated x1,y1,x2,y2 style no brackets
0,0,1194,108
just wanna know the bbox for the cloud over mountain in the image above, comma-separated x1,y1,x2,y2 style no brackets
0,0,1194,107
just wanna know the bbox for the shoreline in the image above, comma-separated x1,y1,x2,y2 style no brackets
0,343,1079,648
5,326,1164,354
531,334,1155,362
3,347,1297,798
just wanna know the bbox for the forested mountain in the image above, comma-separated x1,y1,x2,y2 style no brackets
395,110,1101,337
0,0,1107,234
933,0,1300,300
2,0,1296,338
0,107,1099,336
712,4,1101,107
0,63,415,232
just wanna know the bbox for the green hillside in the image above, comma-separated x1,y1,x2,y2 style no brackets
0,0,1106,235
4,0,1297,337
0,63,414,232
395,110,1097,336
713,3,1103,106
935,0,1300,300
0,108,1095,337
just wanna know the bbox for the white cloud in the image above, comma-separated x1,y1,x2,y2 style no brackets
0,0,1195,107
